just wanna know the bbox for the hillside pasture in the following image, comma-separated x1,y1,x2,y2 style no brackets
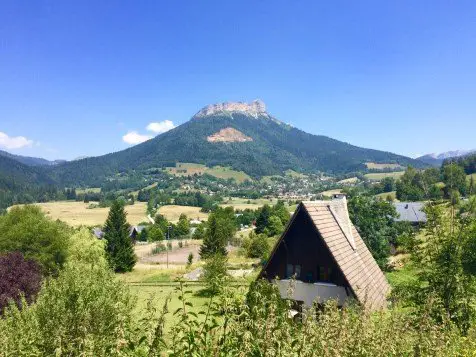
206,166,252,183
364,171,405,181
284,169,308,178
75,187,101,195
165,162,208,177
158,205,209,222
337,177,359,184
319,189,343,197
365,162,404,170
19,201,148,227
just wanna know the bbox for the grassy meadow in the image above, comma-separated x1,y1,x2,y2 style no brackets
165,162,252,183
157,205,209,222
16,201,148,227
365,162,404,170
364,171,405,181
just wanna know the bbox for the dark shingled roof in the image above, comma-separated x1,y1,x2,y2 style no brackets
394,202,427,223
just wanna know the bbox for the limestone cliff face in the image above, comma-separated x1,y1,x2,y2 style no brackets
193,99,269,119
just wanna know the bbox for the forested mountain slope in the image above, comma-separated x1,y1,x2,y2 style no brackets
46,101,426,186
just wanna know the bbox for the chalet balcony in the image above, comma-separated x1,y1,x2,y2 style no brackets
274,279,350,308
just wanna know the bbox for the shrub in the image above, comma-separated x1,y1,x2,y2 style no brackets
0,252,42,312
0,263,135,356
246,231,270,259
187,252,193,268
0,205,70,276
178,241,183,248
167,241,172,251
151,243,166,255
202,253,228,295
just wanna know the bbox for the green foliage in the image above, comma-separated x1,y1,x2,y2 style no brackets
267,215,284,237
67,227,108,268
103,200,137,273
399,199,476,334
255,204,271,234
147,225,165,242
244,231,270,259
202,253,228,295
0,205,70,276
442,162,468,197
187,252,193,267
347,194,400,268
0,262,135,356
174,213,190,237
192,223,205,239
200,207,235,258
396,166,442,201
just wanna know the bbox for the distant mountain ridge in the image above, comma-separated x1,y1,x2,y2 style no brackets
45,100,426,186
417,149,476,166
0,150,65,167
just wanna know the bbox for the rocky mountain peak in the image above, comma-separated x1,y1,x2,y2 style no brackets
193,99,269,119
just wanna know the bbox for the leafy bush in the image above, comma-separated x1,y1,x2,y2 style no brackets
0,252,42,312
0,262,135,356
202,253,228,295
244,231,270,259
151,243,166,255
0,205,70,275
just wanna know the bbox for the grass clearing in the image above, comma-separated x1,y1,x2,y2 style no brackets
365,162,404,170
75,187,101,195
165,162,208,177
284,169,307,178
206,166,252,183
21,201,147,227
365,171,405,181
158,205,209,222
386,262,419,288
375,191,397,201
337,177,359,184
467,173,476,182
319,189,343,197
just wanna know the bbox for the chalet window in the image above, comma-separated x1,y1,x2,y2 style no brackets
286,264,302,279
317,266,333,282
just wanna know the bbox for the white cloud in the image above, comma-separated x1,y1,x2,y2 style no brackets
146,120,176,134
0,131,34,149
122,131,152,145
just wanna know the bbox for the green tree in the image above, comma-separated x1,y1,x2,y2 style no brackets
148,225,165,242
442,163,467,197
404,198,476,334
347,194,399,268
272,201,291,226
103,200,137,272
396,166,425,201
200,207,235,258
0,205,70,276
192,223,206,240
255,204,271,234
202,253,228,295
175,214,190,237
267,215,284,237
246,231,270,259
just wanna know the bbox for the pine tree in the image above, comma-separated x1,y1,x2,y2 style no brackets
103,200,137,272
199,208,234,258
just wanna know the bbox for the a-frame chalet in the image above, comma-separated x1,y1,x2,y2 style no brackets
259,196,390,310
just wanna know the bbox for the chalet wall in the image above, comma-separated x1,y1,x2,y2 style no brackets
264,208,348,287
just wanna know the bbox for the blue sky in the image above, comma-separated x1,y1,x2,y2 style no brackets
1,1,475,160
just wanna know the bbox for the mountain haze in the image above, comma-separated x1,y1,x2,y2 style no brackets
47,100,425,186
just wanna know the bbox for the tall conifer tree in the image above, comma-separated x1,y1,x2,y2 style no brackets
103,200,137,272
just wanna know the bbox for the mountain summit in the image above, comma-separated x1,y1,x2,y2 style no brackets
47,101,426,186
193,99,269,119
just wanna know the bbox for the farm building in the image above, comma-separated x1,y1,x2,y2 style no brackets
260,197,390,311
394,202,427,225
91,225,146,241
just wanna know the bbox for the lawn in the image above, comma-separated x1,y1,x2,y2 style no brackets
365,162,404,170
75,187,101,195
284,169,308,178
375,191,397,201
158,205,209,222
337,177,359,184
20,201,148,227
364,171,405,181
206,166,252,183
319,189,343,197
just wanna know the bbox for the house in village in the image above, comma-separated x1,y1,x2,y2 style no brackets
92,225,146,242
260,196,390,311
394,202,427,225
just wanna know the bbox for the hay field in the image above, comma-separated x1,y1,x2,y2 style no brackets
157,205,209,222
365,162,404,170
364,171,405,181
25,201,148,227
337,177,359,184
205,166,251,183
319,189,343,197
